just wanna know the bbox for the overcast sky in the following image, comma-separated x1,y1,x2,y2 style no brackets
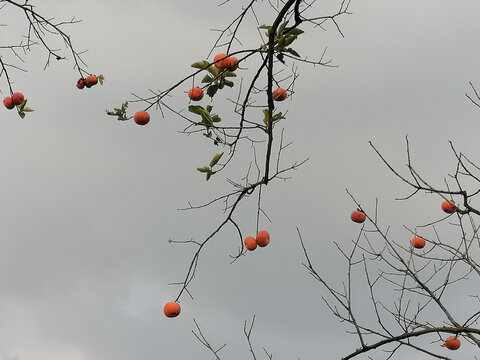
1,1,480,359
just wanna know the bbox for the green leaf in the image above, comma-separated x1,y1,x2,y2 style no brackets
207,85,219,98
277,21,289,36
259,24,271,30
191,61,209,69
211,115,221,122
201,74,214,83
197,166,210,173
207,66,220,77
286,48,301,57
206,105,213,113
272,112,286,122
18,111,25,119
209,152,224,167
206,171,216,181
283,35,297,47
200,110,213,126
223,71,237,78
18,99,27,111
287,28,304,36
188,105,205,115
22,107,33,112
98,74,105,85
223,80,234,88
263,109,270,125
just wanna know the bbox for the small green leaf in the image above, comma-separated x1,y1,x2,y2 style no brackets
207,85,219,98
211,115,221,122
259,24,271,30
223,80,234,88
277,21,289,36
188,105,205,115
200,110,213,126
191,61,209,69
223,71,237,78
22,107,33,112
263,109,270,125
18,111,25,119
98,74,105,85
201,74,214,83
209,152,224,167
286,28,304,36
207,66,219,77
272,112,286,122
197,166,210,173
18,99,27,111
283,35,297,47
286,48,301,57
206,171,216,181
206,105,213,113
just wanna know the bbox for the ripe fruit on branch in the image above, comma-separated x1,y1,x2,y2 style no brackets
444,336,461,350
3,97,14,109
213,53,228,69
256,230,270,247
76,79,86,89
411,236,425,249
273,88,287,101
244,236,257,251
350,210,366,223
223,56,238,71
441,200,455,214
85,75,98,87
11,92,24,105
188,87,204,101
163,302,181,318
133,111,150,126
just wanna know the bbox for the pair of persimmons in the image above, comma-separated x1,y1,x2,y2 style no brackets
3,92,25,109
244,230,270,251
163,230,271,318
76,75,99,89
411,200,455,249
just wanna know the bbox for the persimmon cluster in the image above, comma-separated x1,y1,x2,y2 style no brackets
76,75,101,89
244,230,271,251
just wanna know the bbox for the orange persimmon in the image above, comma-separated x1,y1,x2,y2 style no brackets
441,200,455,214
133,111,150,126
444,336,461,350
350,211,366,223
244,236,257,251
411,236,426,249
256,230,270,247
163,302,181,318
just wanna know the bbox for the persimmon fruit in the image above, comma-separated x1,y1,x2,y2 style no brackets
188,87,204,101
133,111,150,126
441,200,455,214
256,230,270,247
85,75,98,87
244,236,257,251
411,236,425,249
163,302,181,318
76,79,86,89
11,92,24,106
444,336,461,350
273,88,287,101
224,56,238,71
3,97,14,109
351,211,366,223
213,53,228,69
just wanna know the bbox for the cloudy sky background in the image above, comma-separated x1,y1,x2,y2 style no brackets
1,0,480,359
